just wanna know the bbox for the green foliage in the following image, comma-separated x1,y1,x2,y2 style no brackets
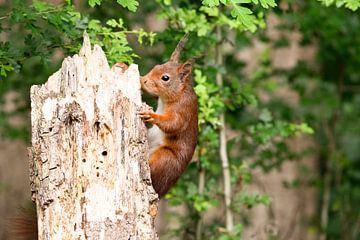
0,0,153,82
88,0,139,12
116,0,139,12
0,0,85,80
318,0,360,10
235,191,271,209
87,18,155,63
230,5,258,32
271,1,360,238
0,64,14,78
0,0,155,140
156,0,274,34
194,69,223,127
88,0,103,7
152,1,316,239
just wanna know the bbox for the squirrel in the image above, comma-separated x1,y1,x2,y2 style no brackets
114,34,198,197
138,34,198,197
10,35,198,239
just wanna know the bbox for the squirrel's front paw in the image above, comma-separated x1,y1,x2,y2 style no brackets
139,111,156,123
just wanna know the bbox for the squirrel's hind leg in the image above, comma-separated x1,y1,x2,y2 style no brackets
149,147,182,198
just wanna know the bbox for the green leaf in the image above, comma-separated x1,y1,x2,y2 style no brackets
230,6,257,32
318,0,360,10
88,0,102,7
106,18,124,29
344,0,360,10
200,6,220,16
259,108,272,122
87,19,101,30
235,0,252,3
290,123,315,135
33,0,50,11
237,191,272,208
116,0,139,12
0,64,14,77
318,0,336,6
106,19,118,27
202,0,220,7
259,0,277,8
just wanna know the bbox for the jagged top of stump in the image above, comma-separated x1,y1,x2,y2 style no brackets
31,31,142,123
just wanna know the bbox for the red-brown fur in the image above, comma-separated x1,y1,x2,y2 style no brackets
139,35,198,197
8,206,38,240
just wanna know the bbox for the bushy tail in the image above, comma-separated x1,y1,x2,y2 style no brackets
8,204,38,240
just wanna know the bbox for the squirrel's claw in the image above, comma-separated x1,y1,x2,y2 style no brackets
144,118,155,123
139,111,156,123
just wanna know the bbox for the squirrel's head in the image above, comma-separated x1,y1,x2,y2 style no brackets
141,34,193,101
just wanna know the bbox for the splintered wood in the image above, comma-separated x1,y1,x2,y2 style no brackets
29,32,158,240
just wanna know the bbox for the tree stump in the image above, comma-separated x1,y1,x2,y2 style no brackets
29,32,158,240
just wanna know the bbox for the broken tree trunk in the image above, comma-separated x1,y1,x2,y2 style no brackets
29,32,158,240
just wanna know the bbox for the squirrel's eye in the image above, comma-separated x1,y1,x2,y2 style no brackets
161,75,170,81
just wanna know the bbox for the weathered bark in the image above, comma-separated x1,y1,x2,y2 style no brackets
29,32,158,240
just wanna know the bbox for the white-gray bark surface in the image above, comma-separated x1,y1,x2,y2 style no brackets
29,32,158,240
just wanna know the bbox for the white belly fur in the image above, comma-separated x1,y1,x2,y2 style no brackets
148,98,164,153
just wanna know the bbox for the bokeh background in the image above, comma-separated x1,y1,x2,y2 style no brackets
1,0,360,239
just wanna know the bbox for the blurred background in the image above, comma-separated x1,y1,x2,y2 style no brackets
0,0,360,239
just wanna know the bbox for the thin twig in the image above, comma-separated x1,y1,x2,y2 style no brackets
196,151,206,240
320,63,344,240
0,15,9,20
216,26,234,233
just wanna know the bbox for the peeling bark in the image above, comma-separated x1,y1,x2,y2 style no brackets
29,32,158,240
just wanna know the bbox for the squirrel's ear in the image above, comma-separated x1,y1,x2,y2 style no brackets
179,61,193,81
169,33,189,63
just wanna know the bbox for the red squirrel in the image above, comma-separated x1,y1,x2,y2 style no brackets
116,35,198,197
138,34,198,197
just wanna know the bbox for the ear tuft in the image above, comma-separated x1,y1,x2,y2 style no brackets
169,33,189,63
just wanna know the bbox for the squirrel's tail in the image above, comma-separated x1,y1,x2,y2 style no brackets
8,204,38,240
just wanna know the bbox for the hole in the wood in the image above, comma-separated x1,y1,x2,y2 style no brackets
96,167,99,170
49,127,53,132
102,151,107,156
96,172,100,177
94,121,100,132
100,160,103,164
82,159,86,163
